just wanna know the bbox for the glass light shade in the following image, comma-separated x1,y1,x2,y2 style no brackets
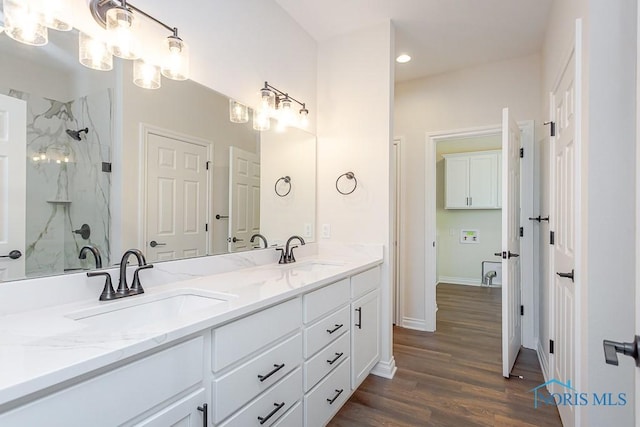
229,100,249,123
3,0,48,46
259,89,276,114
133,60,161,89
106,5,139,60
298,108,309,128
40,0,73,31
277,98,295,128
79,32,113,71
253,109,270,131
161,35,189,81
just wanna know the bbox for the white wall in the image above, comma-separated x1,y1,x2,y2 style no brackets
436,138,502,286
317,22,395,377
394,54,542,327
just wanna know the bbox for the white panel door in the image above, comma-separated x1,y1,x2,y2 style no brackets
0,94,26,281
550,46,577,427
146,133,208,262
501,107,522,378
228,147,260,252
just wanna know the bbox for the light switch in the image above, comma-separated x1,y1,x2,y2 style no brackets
321,224,331,239
303,223,312,238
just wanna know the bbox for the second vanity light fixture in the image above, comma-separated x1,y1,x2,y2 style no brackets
252,81,309,131
0,0,189,90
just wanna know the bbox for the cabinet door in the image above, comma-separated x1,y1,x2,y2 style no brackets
351,289,380,389
133,389,207,427
468,153,498,208
444,156,469,208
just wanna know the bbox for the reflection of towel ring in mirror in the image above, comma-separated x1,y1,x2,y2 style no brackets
336,171,357,195
275,176,292,197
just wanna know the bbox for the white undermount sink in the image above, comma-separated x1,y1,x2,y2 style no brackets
66,290,232,329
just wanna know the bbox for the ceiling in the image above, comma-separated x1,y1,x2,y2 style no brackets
274,0,553,82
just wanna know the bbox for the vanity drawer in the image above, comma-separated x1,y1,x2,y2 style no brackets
303,278,349,324
351,266,381,299
213,333,302,423
271,401,303,427
304,305,350,358
212,298,302,372
219,368,302,427
304,358,350,427
0,337,204,427
304,331,350,392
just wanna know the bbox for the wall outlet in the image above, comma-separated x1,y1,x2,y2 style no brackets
303,223,312,238
321,224,331,239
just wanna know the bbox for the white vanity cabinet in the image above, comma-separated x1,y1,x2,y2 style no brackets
0,337,207,427
443,150,501,209
350,267,381,389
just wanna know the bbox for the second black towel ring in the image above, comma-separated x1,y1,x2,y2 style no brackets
336,172,357,195
275,176,292,197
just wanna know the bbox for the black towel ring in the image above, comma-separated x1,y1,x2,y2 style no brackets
275,176,292,197
336,172,357,195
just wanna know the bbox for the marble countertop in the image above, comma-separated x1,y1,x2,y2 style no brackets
0,251,382,408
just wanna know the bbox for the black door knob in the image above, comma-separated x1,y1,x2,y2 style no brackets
149,240,166,248
603,336,640,367
228,237,243,243
0,250,22,260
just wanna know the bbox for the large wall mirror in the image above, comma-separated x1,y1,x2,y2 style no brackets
0,28,316,282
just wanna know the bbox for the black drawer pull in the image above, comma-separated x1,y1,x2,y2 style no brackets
327,389,344,405
326,324,343,334
355,307,362,329
196,403,207,427
327,352,344,365
257,363,285,382
258,402,285,424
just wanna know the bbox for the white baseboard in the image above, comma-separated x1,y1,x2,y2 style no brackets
401,317,429,331
537,339,550,384
371,356,397,379
438,275,502,287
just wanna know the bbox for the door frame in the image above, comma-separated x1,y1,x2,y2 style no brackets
424,121,536,350
138,123,213,256
392,137,404,325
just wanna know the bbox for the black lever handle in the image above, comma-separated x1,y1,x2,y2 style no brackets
494,252,502,257
508,251,519,258
149,240,166,248
197,403,208,427
130,264,153,295
0,250,22,260
494,251,519,258
87,271,118,301
603,336,640,367
556,269,574,282
528,216,550,222
228,237,243,243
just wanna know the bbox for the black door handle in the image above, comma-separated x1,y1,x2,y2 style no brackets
603,336,640,367
528,216,550,222
494,251,519,259
0,250,22,260
556,269,574,282
149,240,166,248
508,251,519,258
494,252,502,257
196,403,208,427
228,237,243,243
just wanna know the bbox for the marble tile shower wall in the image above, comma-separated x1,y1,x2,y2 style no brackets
3,88,112,277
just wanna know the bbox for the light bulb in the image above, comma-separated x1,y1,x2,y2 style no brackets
298,108,309,128
229,99,249,123
277,97,295,128
259,89,275,115
3,0,48,46
32,155,39,162
79,32,113,71
106,5,139,60
133,60,161,89
253,109,270,131
64,156,69,163
161,35,189,80
39,152,46,160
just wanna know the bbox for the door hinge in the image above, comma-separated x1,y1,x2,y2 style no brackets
550,339,555,354
519,226,524,237
205,223,208,232
520,305,524,316
544,121,556,137
206,161,211,170
550,231,555,245
519,148,524,158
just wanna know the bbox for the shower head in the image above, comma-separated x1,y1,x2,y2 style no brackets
66,127,89,141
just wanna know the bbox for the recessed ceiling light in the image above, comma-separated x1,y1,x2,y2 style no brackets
396,54,411,63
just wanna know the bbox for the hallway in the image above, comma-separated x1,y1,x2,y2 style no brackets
329,284,562,426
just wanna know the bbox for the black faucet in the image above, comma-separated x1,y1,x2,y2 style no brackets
79,245,102,269
250,233,268,249
118,249,153,296
283,235,305,263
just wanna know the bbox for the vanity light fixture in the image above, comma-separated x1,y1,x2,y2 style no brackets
229,100,249,123
3,0,49,46
253,82,310,130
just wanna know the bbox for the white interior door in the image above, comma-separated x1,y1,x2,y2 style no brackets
0,94,26,281
550,45,577,427
146,132,209,262
501,107,522,378
228,147,260,252
392,138,402,325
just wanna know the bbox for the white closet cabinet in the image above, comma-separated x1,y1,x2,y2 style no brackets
444,150,501,209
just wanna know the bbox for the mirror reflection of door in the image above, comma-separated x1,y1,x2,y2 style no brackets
0,94,26,281
145,131,209,262
228,146,260,252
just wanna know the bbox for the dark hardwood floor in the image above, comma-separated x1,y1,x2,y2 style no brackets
329,283,562,426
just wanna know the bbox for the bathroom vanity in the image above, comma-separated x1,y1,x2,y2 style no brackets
0,245,382,426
